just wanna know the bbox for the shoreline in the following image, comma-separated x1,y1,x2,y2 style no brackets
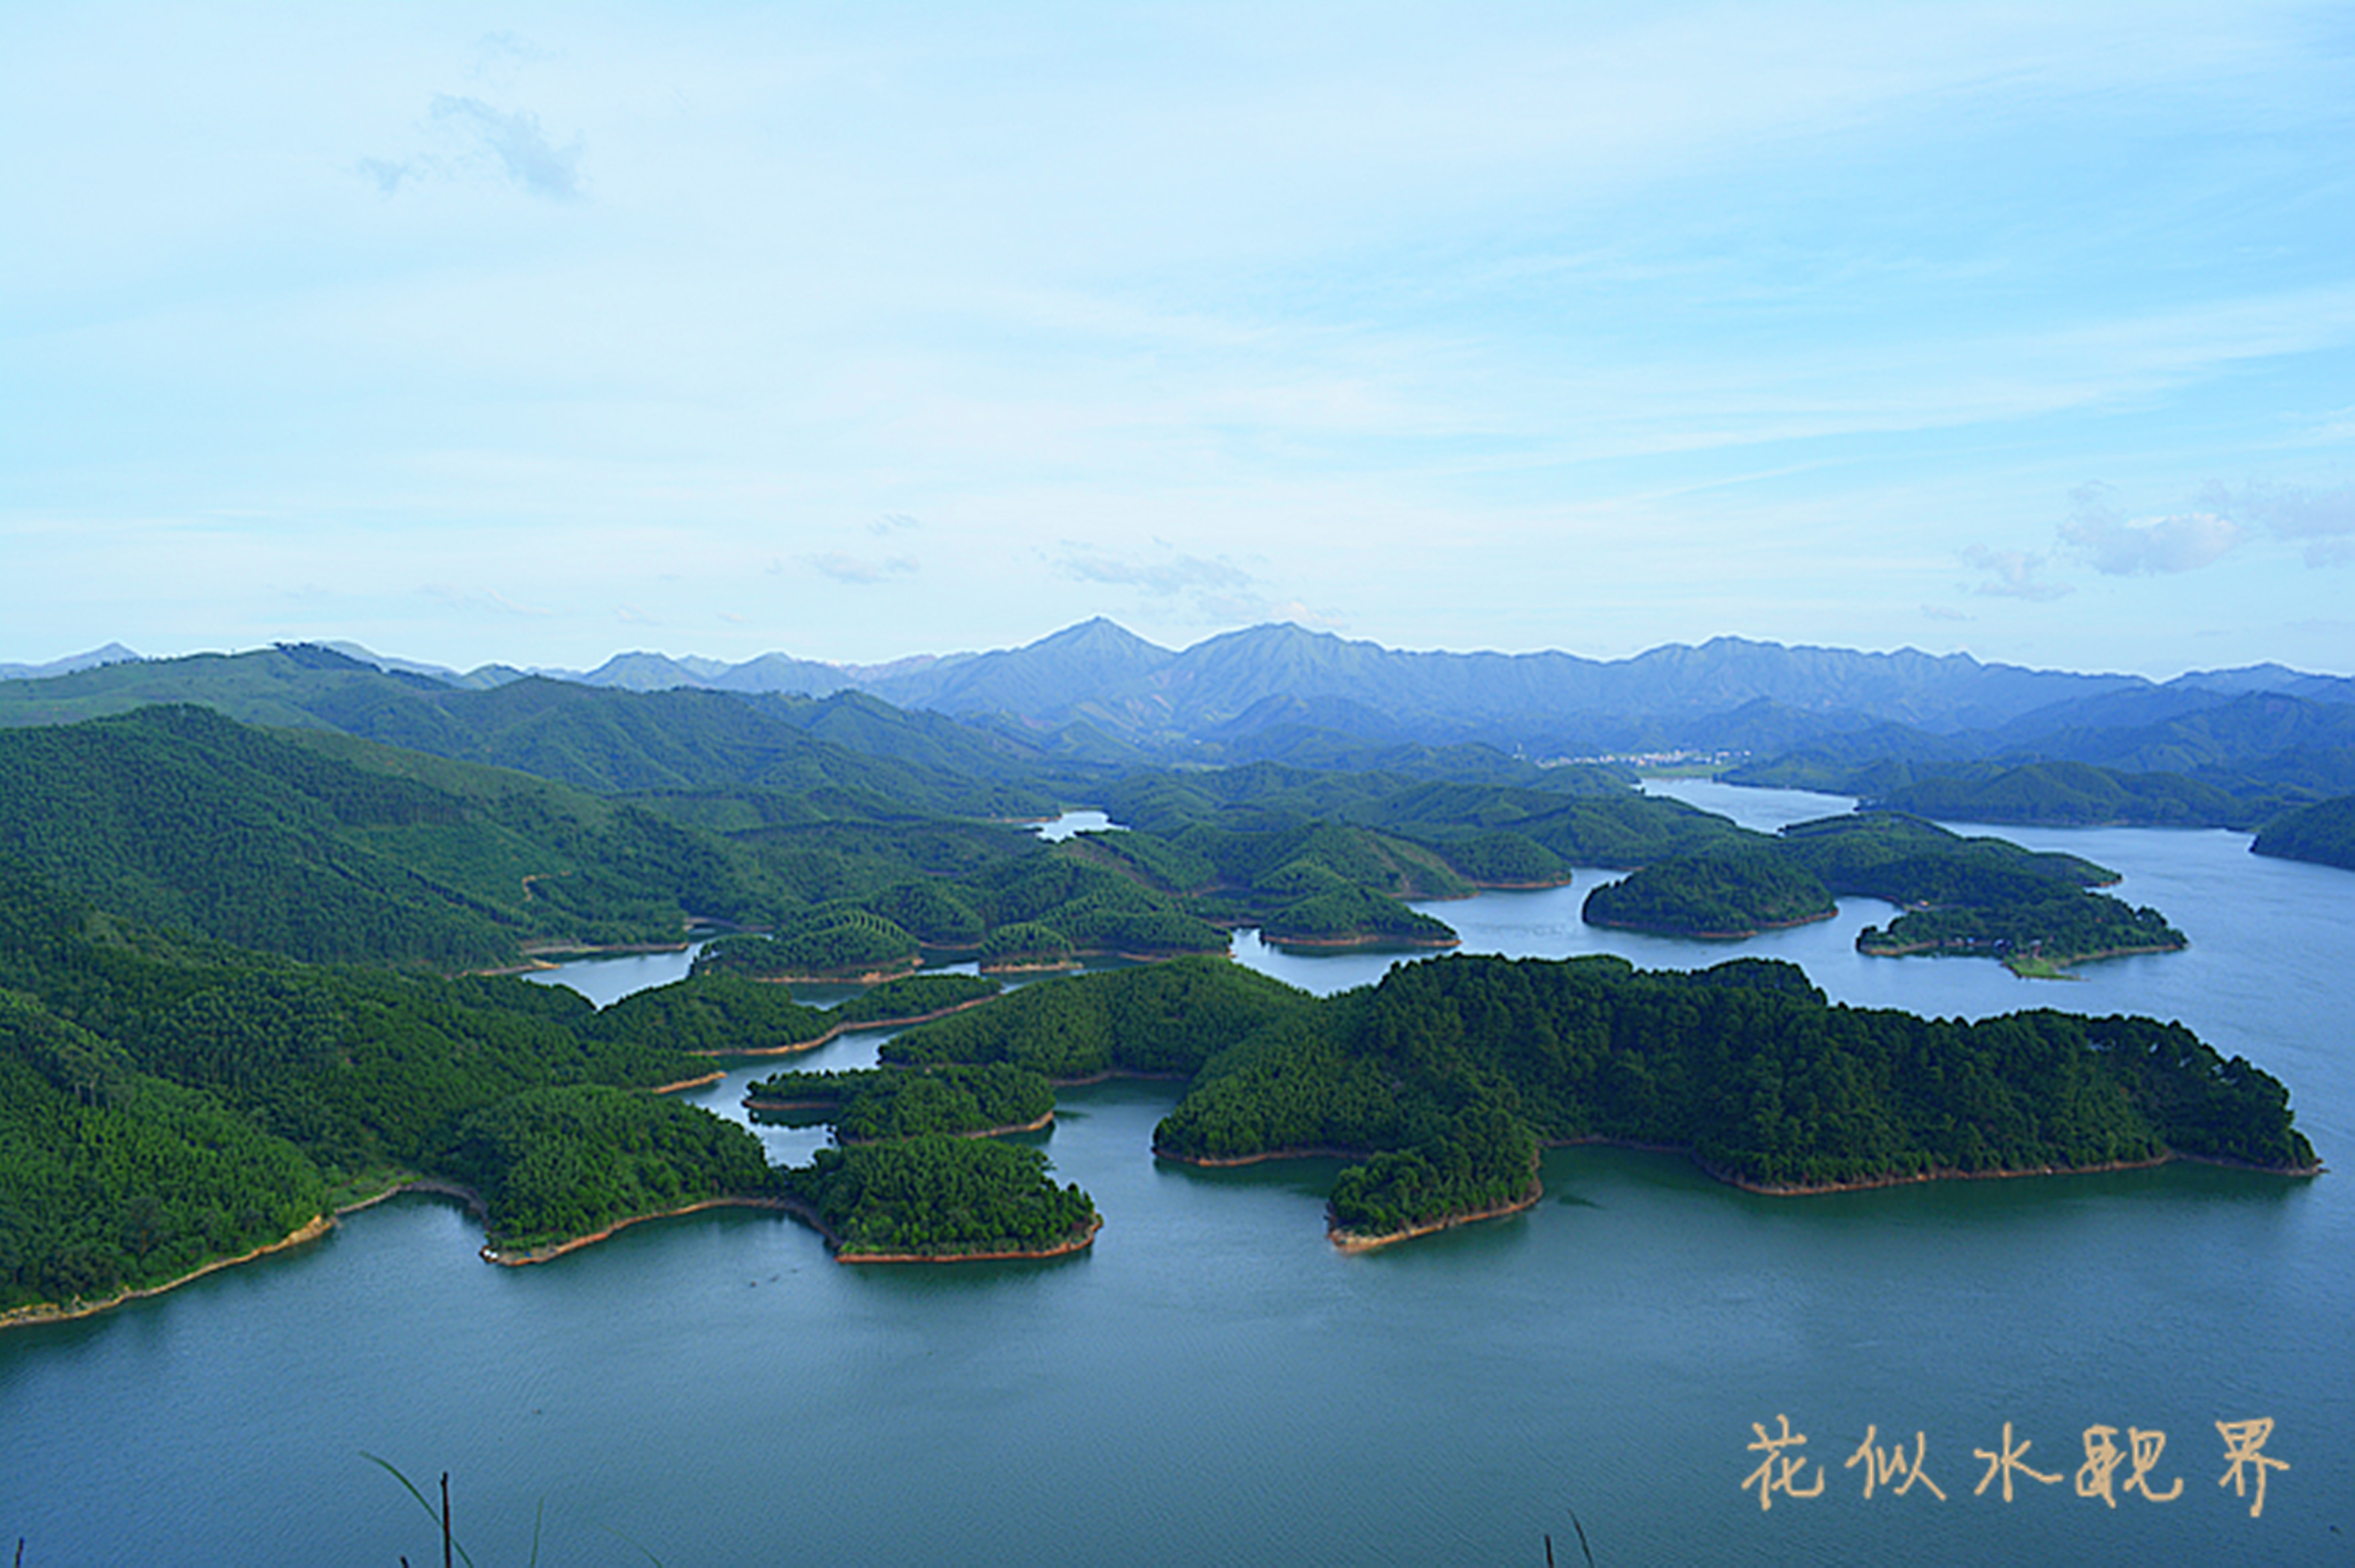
478,1196,800,1266
1156,1143,1379,1168
2001,940,2188,978
1854,937,2189,975
403,1181,1108,1269
1163,1134,2325,1248
1042,1068,1192,1088
740,961,924,985
761,1191,1100,1263
834,1212,1103,1265
0,1213,334,1333
1258,931,1461,951
649,1070,727,1094
688,995,1001,1059
741,1109,1059,1140
1562,1137,2323,1195
471,935,701,977
1328,1181,1546,1253
1585,905,1838,940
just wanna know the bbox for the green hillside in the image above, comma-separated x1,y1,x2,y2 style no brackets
881,953,2315,1247
2250,795,2355,872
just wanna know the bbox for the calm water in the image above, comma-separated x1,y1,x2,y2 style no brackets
3,792,2348,1564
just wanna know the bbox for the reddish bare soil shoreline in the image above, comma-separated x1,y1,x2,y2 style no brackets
1584,906,1839,940
737,1107,1058,1141
478,1197,801,1266
0,1214,335,1332
688,995,1003,1059
1155,1144,1380,1168
369,1181,1103,1269
834,1213,1102,1264
1258,932,1460,950
1328,1182,1546,1253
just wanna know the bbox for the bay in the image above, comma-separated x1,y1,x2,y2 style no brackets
2,792,2347,1563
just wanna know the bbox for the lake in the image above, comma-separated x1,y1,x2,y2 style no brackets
2,787,2348,1564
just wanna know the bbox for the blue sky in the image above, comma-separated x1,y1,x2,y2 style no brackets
5,3,2352,677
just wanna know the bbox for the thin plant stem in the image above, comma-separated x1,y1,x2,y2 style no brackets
359,1454,477,1568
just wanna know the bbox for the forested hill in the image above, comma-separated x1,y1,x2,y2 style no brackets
2251,796,2355,871
882,954,2317,1246
0,703,828,965
0,705,1231,971
0,850,799,1311
0,643,1062,817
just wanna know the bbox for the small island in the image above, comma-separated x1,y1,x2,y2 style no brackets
1581,847,1836,937
1855,889,2187,976
746,1063,1056,1142
782,1137,1101,1262
1579,812,2189,977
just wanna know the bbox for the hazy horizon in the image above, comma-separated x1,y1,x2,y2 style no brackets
7,5,2351,677
8,615,2350,687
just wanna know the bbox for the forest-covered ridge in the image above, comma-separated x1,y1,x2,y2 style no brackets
881,953,2315,1246
0,850,1103,1308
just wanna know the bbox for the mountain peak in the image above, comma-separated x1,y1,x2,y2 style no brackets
1025,618,1169,657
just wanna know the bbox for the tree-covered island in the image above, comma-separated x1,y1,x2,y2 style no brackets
1582,812,2188,975
879,953,2317,1250
1581,846,1837,936
782,1138,1100,1262
746,1063,1057,1141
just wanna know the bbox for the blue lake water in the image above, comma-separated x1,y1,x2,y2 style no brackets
2,786,2348,1564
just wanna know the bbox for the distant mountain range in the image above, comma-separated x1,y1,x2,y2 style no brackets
8,620,2352,790
8,621,2355,853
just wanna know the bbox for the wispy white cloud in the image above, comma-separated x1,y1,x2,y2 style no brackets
2198,480,2355,567
2059,482,2240,576
429,96,585,200
1962,545,2071,601
421,585,554,618
810,552,918,585
1058,548,1256,599
361,94,586,200
12,4,2355,673
1056,546,1281,624
473,32,562,76
358,156,416,195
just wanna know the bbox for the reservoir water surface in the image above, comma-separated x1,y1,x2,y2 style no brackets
3,786,2348,1564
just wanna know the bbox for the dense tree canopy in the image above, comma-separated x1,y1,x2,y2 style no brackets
889,954,2315,1245
785,1137,1098,1258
